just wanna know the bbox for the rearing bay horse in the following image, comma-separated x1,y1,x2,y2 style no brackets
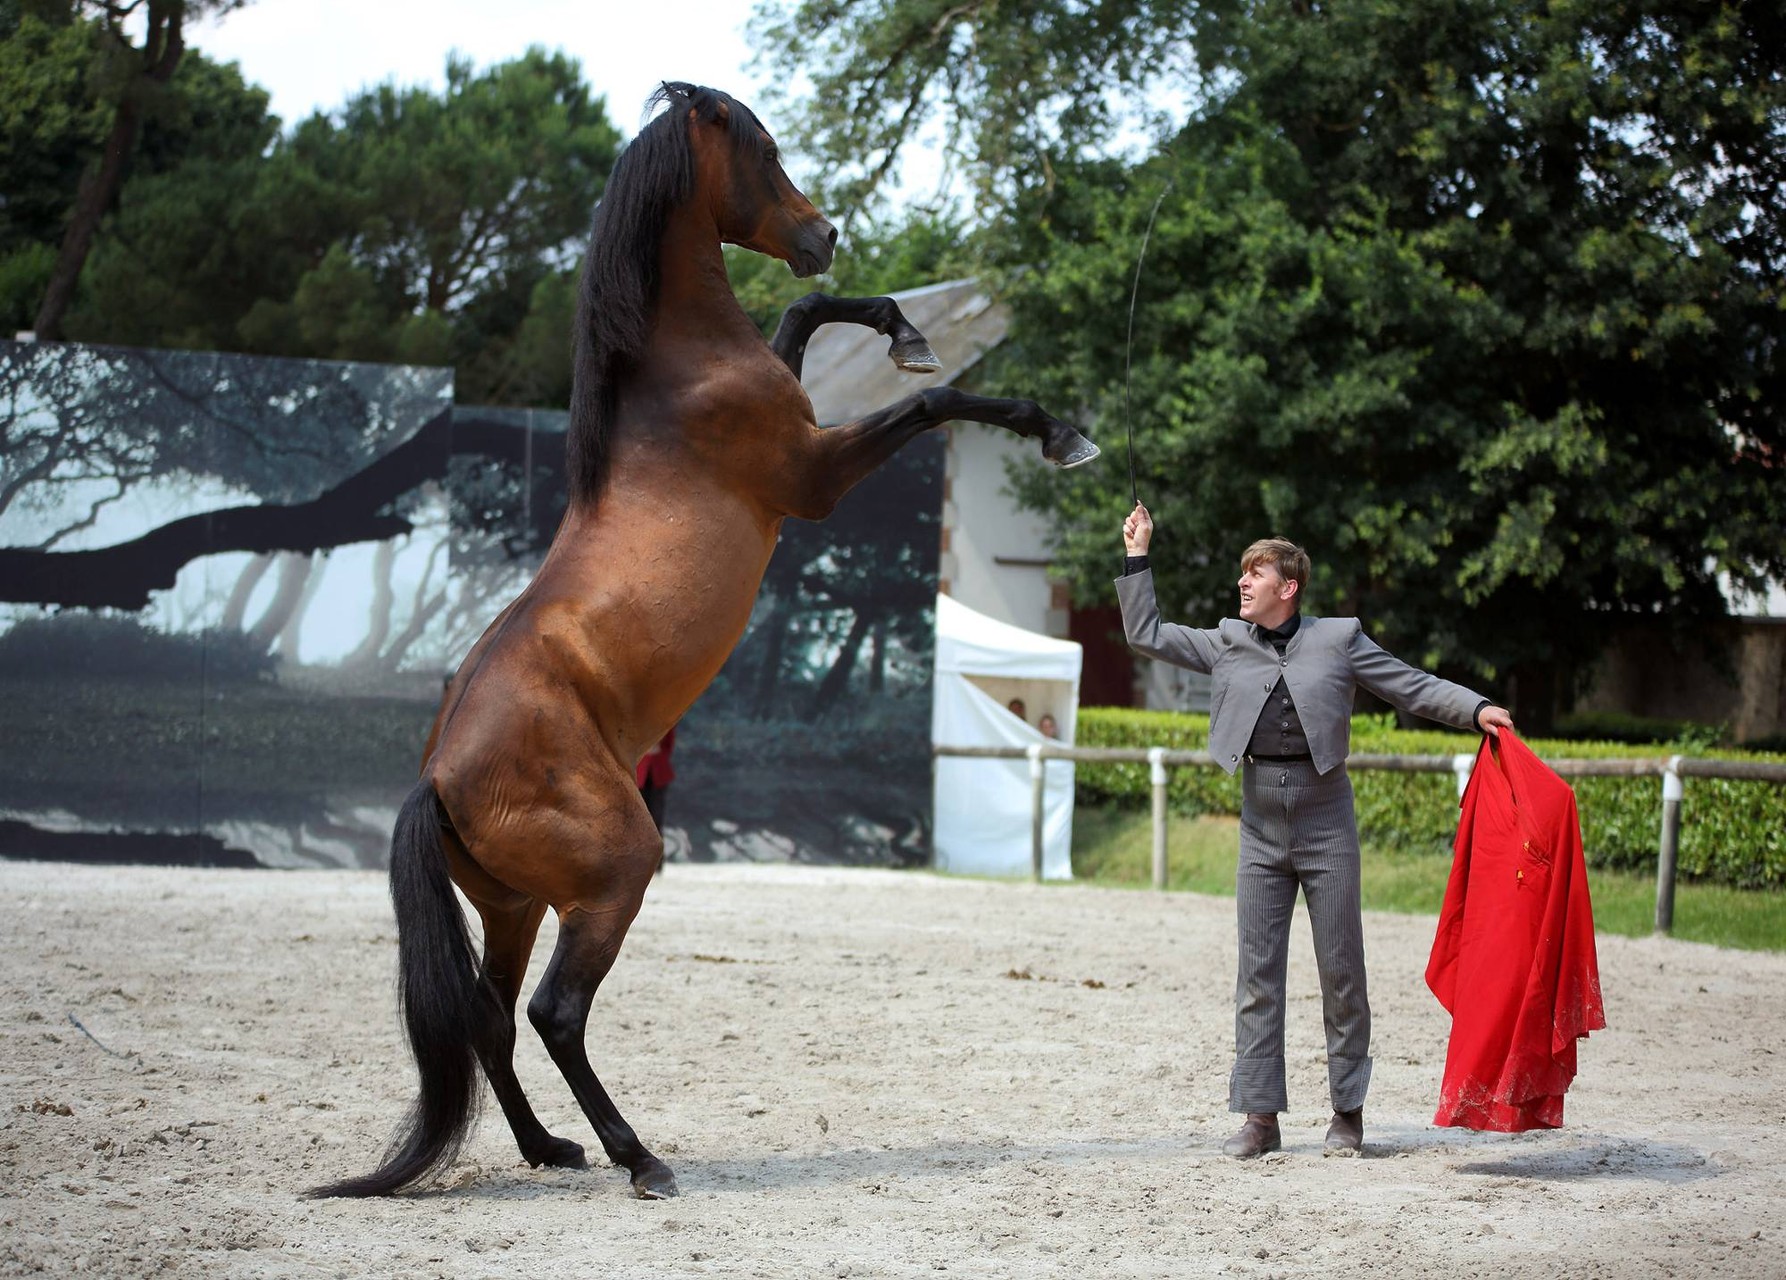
311,82,1096,1201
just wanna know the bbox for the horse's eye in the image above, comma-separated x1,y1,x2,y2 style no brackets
765,146,780,163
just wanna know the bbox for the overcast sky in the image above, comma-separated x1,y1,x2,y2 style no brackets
187,0,773,137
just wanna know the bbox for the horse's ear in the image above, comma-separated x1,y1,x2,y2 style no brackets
687,98,730,126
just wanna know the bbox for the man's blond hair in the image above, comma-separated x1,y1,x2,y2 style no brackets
1240,537,1310,599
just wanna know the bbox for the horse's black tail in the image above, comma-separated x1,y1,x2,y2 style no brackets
307,780,492,1198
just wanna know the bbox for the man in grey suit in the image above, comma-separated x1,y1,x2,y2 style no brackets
1116,503,1510,1158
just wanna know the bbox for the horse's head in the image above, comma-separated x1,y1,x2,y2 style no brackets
671,84,837,278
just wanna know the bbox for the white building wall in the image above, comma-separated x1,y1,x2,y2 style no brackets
939,423,1065,638
939,420,1210,709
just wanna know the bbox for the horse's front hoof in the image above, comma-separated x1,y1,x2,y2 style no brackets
889,335,942,373
631,1156,679,1200
1043,426,1101,469
526,1136,588,1170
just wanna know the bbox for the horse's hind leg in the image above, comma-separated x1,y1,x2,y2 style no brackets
770,291,940,379
470,896,589,1171
527,887,675,1199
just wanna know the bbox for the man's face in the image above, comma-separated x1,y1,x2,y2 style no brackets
1238,559,1297,626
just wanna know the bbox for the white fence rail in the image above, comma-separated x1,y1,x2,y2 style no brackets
932,744,1786,934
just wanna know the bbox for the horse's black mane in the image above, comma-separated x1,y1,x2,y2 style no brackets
567,82,771,505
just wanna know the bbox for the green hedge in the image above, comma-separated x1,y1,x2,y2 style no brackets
1074,708,1786,890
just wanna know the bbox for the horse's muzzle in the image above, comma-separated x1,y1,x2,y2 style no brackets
792,220,838,278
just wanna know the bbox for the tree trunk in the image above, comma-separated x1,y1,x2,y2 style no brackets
750,597,791,720
868,617,887,694
244,552,312,654
377,540,448,673
219,553,274,632
809,609,873,719
379,588,447,674
32,2,187,339
341,542,396,669
274,551,327,661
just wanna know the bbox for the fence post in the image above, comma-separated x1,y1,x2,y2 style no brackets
1452,753,1474,799
1655,755,1684,935
1149,747,1169,890
1028,743,1046,883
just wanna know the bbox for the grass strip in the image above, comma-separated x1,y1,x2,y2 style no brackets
1070,804,1785,953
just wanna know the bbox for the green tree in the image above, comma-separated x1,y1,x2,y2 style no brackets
755,0,1198,213
2,2,270,339
20,0,250,339
59,48,280,349
233,48,621,405
32,45,620,407
0,2,109,329
761,0,1786,728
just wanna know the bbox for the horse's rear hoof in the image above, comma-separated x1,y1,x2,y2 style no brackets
889,336,942,373
631,1156,679,1200
527,1136,588,1170
1044,428,1101,469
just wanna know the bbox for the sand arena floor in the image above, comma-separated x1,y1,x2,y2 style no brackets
1,859,1780,1278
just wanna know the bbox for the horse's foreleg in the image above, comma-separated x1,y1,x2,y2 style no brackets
769,292,940,380
797,385,1098,516
527,898,676,1199
471,898,589,1171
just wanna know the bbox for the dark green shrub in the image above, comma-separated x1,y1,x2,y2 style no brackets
1076,707,1786,890
1074,707,1241,816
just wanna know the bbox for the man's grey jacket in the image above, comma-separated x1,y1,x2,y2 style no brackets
1116,569,1486,776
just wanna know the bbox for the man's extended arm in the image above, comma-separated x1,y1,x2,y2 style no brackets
1115,503,1223,673
1348,627,1509,736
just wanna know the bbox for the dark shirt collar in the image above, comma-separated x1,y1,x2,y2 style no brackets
1257,613,1302,644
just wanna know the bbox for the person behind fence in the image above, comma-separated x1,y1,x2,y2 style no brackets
1116,503,1512,1159
636,725,677,874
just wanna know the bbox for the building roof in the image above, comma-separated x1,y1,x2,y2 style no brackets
800,278,1011,427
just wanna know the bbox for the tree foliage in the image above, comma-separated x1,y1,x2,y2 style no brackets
55,49,281,348
69,47,622,406
754,0,1200,213
0,4,107,285
759,0,1786,725
226,48,620,403
13,0,252,338
3,20,623,407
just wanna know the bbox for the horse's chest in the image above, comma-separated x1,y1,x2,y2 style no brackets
676,355,812,434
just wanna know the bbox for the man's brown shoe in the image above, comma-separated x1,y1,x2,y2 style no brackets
1323,1107,1363,1157
1222,1112,1281,1159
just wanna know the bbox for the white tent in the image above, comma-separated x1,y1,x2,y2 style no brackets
931,593,1082,879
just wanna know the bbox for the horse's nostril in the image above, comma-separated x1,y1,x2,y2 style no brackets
826,225,839,249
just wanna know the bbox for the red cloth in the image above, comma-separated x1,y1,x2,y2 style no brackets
635,726,676,789
1426,731,1605,1131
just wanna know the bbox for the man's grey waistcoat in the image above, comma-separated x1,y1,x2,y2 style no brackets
1116,569,1485,775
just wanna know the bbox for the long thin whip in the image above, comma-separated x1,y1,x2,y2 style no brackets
1123,182,1172,507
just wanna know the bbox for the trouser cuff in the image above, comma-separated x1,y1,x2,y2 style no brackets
1229,1056,1287,1113
1329,1054,1372,1112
